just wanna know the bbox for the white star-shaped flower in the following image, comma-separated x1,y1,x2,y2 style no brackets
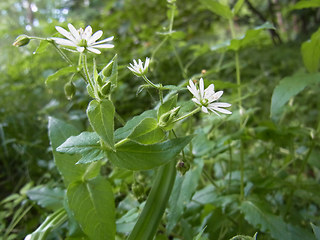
187,78,232,116
52,23,114,54
128,57,150,76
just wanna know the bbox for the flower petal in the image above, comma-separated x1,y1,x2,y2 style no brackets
208,90,223,103
90,43,114,49
55,26,76,42
88,30,103,44
76,46,85,52
201,106,209,113
83,26,93,40
199,78,204,99
94,36,114,44
192,98,201,105
87,47,101,54
68,23,81,41
204,84,215,99
51,38,77,47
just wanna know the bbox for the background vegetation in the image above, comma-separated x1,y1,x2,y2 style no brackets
1,0,320,239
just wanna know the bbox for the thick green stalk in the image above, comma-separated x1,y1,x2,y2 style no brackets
127,161,176,240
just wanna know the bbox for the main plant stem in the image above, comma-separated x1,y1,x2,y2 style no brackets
229,19,245,201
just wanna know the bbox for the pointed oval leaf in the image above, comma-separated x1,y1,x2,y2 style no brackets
108,136,193,170
87,99,115,150
67,176,115,240
200,0,232,19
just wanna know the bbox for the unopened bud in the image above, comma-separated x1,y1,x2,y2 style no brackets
158,106,180,130
64,81,76,100
176,160,190,175
13,35,30,47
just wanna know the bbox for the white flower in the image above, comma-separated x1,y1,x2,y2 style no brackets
128,57,150,76
52,23,114,54
187,78,232,116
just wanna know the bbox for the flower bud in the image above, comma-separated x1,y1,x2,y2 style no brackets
101,61,113,78
64,81,76,100
13,35,30,47
158,106,180,130
176,160,190,175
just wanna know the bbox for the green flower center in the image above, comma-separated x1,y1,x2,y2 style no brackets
78,39,87,47
200,98,208,106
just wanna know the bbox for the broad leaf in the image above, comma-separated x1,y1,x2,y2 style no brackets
127,118,165,144
200,0,232,19
45,66,77,85
241,199,314,240
270,72,320,119
291,0,320,9
33,40,50,54
67,176,115,240
25,208,68,240
301,27,320,73
48,117,86,185
87,99,115,150
57,131,106,164
108,136,193,170
114,109,157,141
27,186,65,211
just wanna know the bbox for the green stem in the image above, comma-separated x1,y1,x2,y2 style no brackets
115,138,130,148
127,161,176,240
172,107,201,123
229,19,244,201
170,39,188,80
141,75,159,89
83,54,94,91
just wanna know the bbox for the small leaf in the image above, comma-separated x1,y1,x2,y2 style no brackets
158,94,178,121
108,136,193,170
301,27,320,73
228,22,275,51
33,40,50,54
291,0,320,9
200,0,233,19
57,131,106,164
67,176,115,240
27,186,65,211
87,99,115,150
311,223,320,240
25,208,68,240
128,118,165,144
114,110,157,141
270,72,320,119
45,66,78,85
233,0,244,15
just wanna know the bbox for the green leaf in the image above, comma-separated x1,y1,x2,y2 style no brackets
108,136,193,170
167,159,203,233
158,94,178,121
27,186,65,211
25,208,68,240
200,0,232,19
48,117,87,185
270,72,320,119
301,27,320,73
114,109,157,141
33,40,50,54
57,131,106,164
241,199,314,240
128,161,176,240
228,22,275,51
233,0,244,15
127,118,165,144
45,66,78,85
67,176,115,240
311,223,320,240
291,0,320,10
87,99,115,150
